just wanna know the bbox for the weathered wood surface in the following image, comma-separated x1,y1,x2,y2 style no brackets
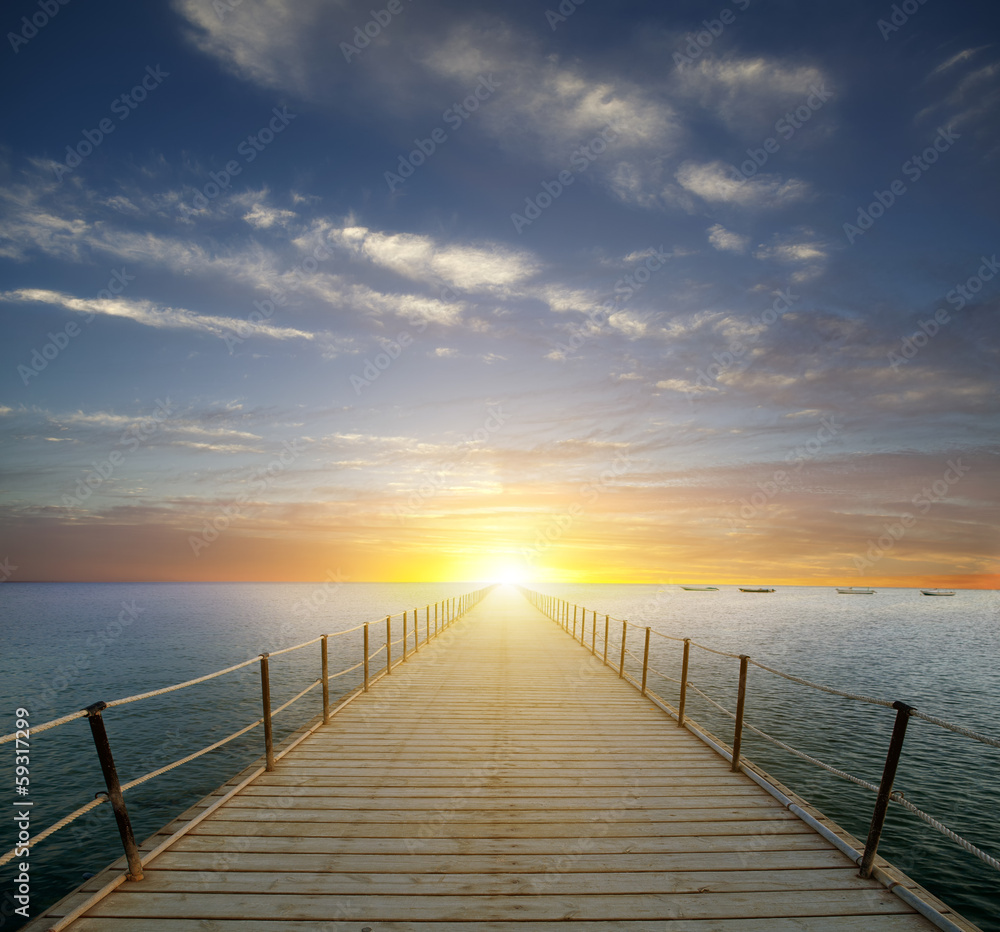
33,587,949,930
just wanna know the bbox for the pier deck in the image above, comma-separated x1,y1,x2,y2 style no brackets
34,587,961,930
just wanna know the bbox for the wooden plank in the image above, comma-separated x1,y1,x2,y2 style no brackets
236,783,767,798
95,867,884,896
67,915,943,932
203,805,796,823
80,889,916,921
148,848,856,874
165,831,827,856
174,817,819,839
224,790,777,806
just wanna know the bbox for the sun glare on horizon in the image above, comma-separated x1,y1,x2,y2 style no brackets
490,564,532,586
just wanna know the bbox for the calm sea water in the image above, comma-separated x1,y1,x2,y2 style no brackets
0,582,997,929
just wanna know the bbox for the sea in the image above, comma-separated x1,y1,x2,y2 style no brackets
0,582,997,930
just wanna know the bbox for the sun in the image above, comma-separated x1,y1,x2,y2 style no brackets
490,564,531,586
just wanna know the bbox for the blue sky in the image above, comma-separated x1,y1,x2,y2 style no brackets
0,0,997,584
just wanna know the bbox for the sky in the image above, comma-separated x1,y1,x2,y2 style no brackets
0,0,997,586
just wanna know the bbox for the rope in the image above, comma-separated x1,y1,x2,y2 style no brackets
891,795,1000,872
0,796,107,867
104,656,260,709
745,721,880,793
271,679,321,717
369,644,386,658
683,679,999,872
910,710,1000,749
690,640,741,659
120,718,264,793
268,636,323,657
0,709,88,744
685,681,883,792
748,659,895,708
685,681,737,720
327,660,364,679
326,622,368,636
644,662,680,684
649,628,687,643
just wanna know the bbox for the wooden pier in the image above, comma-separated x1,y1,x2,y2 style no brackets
29,586,977,931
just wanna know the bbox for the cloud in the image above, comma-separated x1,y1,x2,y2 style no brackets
172,0,338,96
707,224,749,254
244,204,297,229
676,160,810,207
753,229,829,281
0,288,315,342
676,57,829,137
329,224,540,293
172,3,682,211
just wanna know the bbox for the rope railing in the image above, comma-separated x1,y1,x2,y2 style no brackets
0,585,494,880
521,585,1000,886
909,709,1000,750
748,658,896,709
682,677,1000,874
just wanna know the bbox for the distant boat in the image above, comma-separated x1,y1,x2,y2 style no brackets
920,589,956,596
837,587,876,594
739,587,775,593
680,585,718,591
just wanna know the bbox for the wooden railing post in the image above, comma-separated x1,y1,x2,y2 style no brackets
591,610,596,654
386,616,392,673
414,608,420,651
678,638,690,727
403,612,408,660
603,615,609,665
572,604,577,639
859,701,915,878
259,653,274,771
580,608,586,645
641,627,651,696
434,602,438,637
363,623,370,691
321,635,330,723
619,621,628,678
426,605,430,643
85,702,144,881
731,655,749,771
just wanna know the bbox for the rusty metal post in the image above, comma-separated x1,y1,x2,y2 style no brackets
619,621,628,678
363,623,370,691
859,701,915,878
259,654,274,771
385,616,392,673
641,627,651,695
678,638,690,727
731,655,749,772
321,635,330,723
85,702,144,881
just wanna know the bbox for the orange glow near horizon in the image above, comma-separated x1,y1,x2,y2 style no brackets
3,511,997,588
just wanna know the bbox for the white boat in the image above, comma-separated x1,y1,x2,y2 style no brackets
836,587,875,594
920,589,955,596
680,585,718,591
